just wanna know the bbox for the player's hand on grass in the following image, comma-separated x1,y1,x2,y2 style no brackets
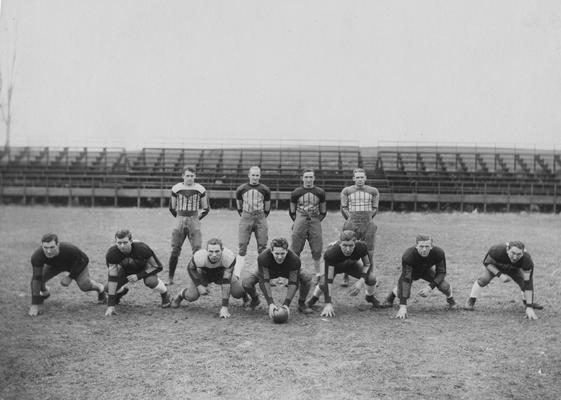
348,279,364,296
105,306,117,316
60,275,72,287
395,305,408,319
127,274,139,283
525,307,538,320
499,274,511,283
219,306,231,319
320,303,335,318
28,305,43,317
417,286,432,297
268,303,279,318
197,285,209,296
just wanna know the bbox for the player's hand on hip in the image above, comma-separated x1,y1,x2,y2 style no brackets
105,306,117,316
197,285,209,296
127,274,139,283
395,305,408,319
417,286,432,297
320,303,335,318
219,306,231,319
60,275,72,287
525,307,538,320
348,279,364,296
268,303,279,318
28,305,43,317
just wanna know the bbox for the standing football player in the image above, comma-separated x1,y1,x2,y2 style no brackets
242,238,314,317
383,235,457,319
171,238,246,318
28,233,106,316
104,229,171,316
234,166,271,278
167,166,210,285
464,241,543,319
289,168,327,283
340,168,379,289
305,230,381,317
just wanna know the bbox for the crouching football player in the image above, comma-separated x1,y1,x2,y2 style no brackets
171,238,245,318
242,237,313,319
383,235,456,319
28,233,106,317
104,229,171,316
465,241,542,320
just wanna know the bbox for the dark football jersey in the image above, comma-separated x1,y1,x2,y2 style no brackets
484,243,534,271
290,186,326,216
258,249,301,277
105,241,162,273
323,241,369,266
401,246,446,273
31,242,89,278
236,183,271,212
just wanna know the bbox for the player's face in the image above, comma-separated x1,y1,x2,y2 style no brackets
207,244,223,263
248,168,261,185
339,240,356,256
302,172,315,187
353,172,366,187
271,246,288,264
41,240,60,258
116,236,133,254
507,246,524,263
415,240,433,257
183,171,195,185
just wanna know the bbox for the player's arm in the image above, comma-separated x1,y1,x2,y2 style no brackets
258,263,275,306
349,255,371,296
169,192,178,217
321,263,336,317
132,256,162,282
283,269,299,307
199,192,210,220
371,188,380,218
430,258,446,289
105,263,120,315
340,190,350,220
521,268,537,319
319,195,327,221
219,266,233,318
186,257,206,292
29,265,44,316
395,264,414,319
483,254,513,282
263,187,271,217
289,199,297,221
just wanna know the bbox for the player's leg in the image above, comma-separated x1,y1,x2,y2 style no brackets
186,217,203,253
255,215,268,254
345,260,381,310
143,274,171,308
168,223,187,284
364,221,377,268
230,276,245,299
171,269,199,307
297,271,314,314
509,269,543,309
308,219,323,281
383,286,398,307
242,271,261,309
74,266,106,303
465,268,495,310
38,265,62,299
236,215,253,277
419,268,456,308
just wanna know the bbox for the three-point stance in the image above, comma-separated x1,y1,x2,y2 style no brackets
289,168,327,282
465,241,542,320
384,235,457,319
105,229,171,316
306,230,381,317
28,233,106,316
167,166,210,285
340,168,379,288
242,238,313,318
171,238,246,318
235,166,271,278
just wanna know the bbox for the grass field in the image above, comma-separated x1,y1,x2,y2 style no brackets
0,205,560,400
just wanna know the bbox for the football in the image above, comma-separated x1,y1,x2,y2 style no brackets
271,307,289,324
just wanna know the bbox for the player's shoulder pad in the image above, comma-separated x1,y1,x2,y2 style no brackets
193,249,208,267
221,248,236,266
105,245,121,263
132,241,154,257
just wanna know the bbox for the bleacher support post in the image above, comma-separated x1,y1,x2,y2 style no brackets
91,177,95,208
483,183,487,213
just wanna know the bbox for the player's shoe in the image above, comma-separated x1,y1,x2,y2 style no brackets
245,296,260,310
464,297,476,311
167,276,174,286
523,300,544,310
382,292,396,308
304,298,321,311
161,292,172,308
446,297,457,309
298,303,314,314
171,293,183,308
97,290,108,304
115,287,129,305
358,294,382,311
40,291,51,301
341,274,349,287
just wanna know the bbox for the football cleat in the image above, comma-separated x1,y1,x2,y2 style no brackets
171,293,183,308
115,287,129,305
464,297,476,311
97,290,108,304
446,297,457,309
161,292,172,308
523,300,543,310
298,303,314,314
246,296,260,310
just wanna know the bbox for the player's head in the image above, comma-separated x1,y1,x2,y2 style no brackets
302,168,315,187
352,168,366,187
206,238,224,263
248,166,261,185
507,241,525,263
114,229,133,254
270,237,289,264
339,230,357,256
182,166,196,184
41,232,60,258
415,234,433,257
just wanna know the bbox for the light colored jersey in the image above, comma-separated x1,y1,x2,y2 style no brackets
193,247,236,270
171,182,206,214
341,185,379,213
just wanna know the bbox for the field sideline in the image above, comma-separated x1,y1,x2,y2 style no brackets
0,206,560,400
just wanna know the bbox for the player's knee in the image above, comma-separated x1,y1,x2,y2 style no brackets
437,280,451,295
476,277,490,287
183,287,200,302
257,245,267,254
311,250,322,260
365,275,377,286
144,275,159,288
76,279,94,292
230,280,245,299
238,245,248,256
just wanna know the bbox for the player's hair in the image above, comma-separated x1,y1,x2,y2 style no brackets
115,229,132,240
41,232,59,244
206,238,224,250
302,168,315,176
182,166,196,175
249,165,261,173
353,168,366,176
416,234,433,244
339,230,357,241
270,237,289,250
507,241,525,251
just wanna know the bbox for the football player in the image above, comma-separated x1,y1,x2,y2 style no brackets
383,235,457,319
28,233,106,316
465,241,543,319
167,166,210,285
242,238,314,317
104,229,171,316
171,238,246,318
